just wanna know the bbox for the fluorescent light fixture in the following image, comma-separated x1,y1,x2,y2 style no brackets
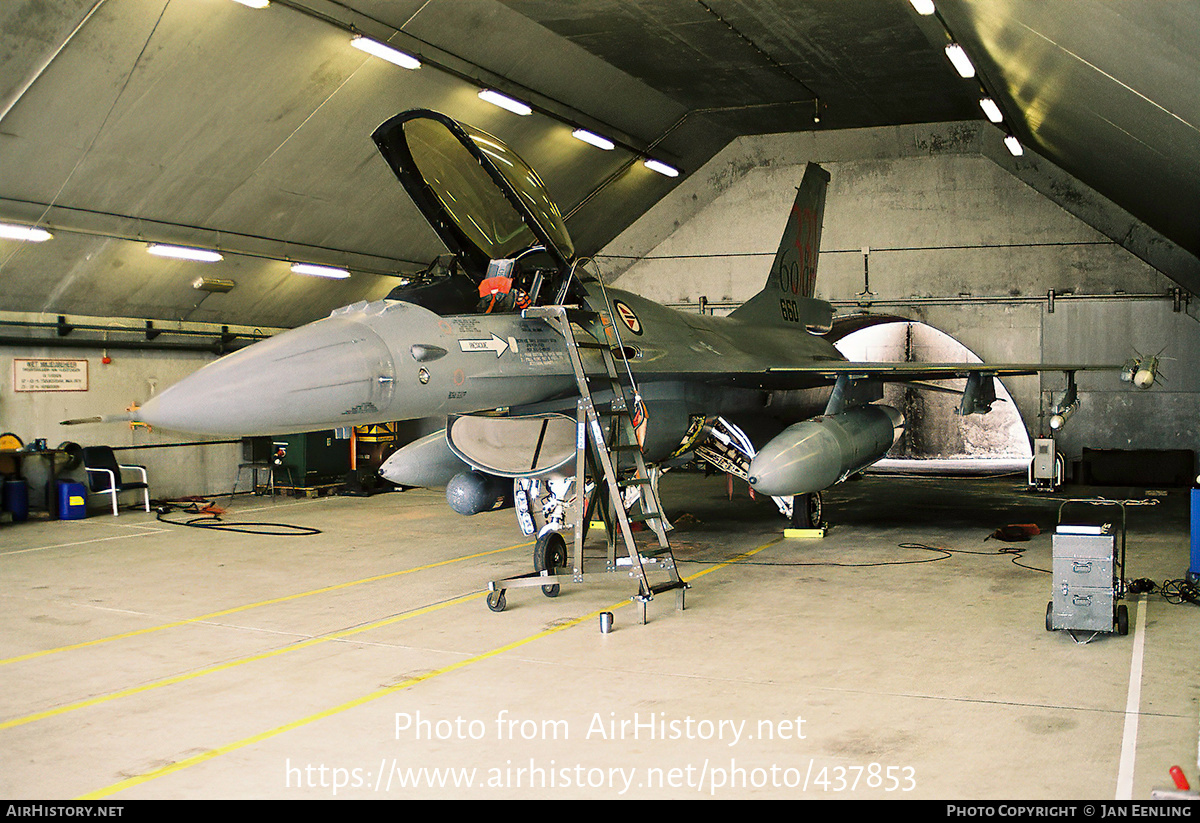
291,262,351,279
1004,135,1024,156
572,128,615,151
351,35,420,70
979,97,1004,123
908,0,935,14
192,277,236,293
0,223,52,242
643,158,680,178
944,43,976,78
478,89,532,116
230,0,269,7
147,244,223,263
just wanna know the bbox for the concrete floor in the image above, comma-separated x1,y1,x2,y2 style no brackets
2,472,1196,800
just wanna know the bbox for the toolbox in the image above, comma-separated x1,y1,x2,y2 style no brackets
1046,499,1129,636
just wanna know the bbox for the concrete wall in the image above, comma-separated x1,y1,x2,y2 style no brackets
604,121,1200,477
1,343,239,511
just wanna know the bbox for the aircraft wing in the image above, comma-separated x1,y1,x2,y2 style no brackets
763,362,1120,381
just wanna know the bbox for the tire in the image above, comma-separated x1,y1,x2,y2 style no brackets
1045,601,1054,631
790,492,823,529
534,531,568,597
486,590,507,612
1116,604,1129,636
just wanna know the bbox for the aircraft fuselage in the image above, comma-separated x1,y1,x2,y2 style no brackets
134,282,842,453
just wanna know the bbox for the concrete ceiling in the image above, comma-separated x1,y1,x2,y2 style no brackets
0,0,1197,329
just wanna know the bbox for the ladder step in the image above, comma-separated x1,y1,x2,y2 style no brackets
574,340,611,350
594,408,632,419
639,547,674,559
628,511,662,523
610,444,643,453
648,580,687,595
618,477,651,488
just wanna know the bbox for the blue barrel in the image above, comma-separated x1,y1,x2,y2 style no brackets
1191,489,1200,582
4,479,29,522
57,481,88,520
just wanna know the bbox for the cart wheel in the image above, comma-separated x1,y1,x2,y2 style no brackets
791,492,823,529
486,590,507,612
1045,601,1054,631
1116,604,1129,636
534,531,567,597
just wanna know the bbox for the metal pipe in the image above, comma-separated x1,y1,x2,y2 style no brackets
663,290,1181,314
0,335,255,355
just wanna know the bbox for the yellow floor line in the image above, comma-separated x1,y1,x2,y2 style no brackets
1,592,484,731
77,537,782,800
2,540,531,666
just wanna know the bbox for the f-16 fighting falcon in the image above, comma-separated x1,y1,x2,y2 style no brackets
113,110,1151,607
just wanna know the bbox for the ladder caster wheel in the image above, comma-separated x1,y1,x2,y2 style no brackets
486,590,507,612
534,531,567,598
1116,603,1129,636
1045,601,1054,631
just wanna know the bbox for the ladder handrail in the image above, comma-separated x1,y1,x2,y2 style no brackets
522,302,682,602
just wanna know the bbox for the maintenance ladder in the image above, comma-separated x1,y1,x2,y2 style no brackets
486,303,688,622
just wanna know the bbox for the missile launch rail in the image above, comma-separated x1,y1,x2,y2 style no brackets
485,303,688,623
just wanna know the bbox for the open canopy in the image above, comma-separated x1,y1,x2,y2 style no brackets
372,110,574,278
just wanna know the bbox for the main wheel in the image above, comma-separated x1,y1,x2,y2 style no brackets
790,492,823,529
534,531,568,597
1116,603,1129,636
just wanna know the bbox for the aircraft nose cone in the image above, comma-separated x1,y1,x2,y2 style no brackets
137,316,396,435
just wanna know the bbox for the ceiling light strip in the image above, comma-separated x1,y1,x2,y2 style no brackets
147,244,224,263
571,129,615,151
909,3,1026,160
643,159,680,178
277,1,674,173
291,262,351,279
350,35,420,70
944,43,976,79
478,89,533,116
0,223,53,242
979,97,1004,124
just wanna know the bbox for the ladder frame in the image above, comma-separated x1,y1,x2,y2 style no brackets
486,302,688,621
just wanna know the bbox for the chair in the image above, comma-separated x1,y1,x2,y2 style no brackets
82,446,150,516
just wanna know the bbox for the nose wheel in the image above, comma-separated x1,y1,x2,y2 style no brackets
534,531,568,597
790,492,823,529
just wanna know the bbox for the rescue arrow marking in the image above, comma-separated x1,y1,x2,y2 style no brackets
459,334,509,358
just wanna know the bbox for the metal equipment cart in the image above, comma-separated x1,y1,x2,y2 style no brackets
1045,498,1129,636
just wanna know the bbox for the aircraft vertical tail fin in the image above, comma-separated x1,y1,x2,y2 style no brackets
730,163,833,332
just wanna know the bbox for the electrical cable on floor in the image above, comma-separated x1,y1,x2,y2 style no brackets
674,540,1048,572
1127,576,1199,606
675,541,952,568
153,500,322,536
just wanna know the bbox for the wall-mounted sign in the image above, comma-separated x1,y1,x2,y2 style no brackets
12,358,89,392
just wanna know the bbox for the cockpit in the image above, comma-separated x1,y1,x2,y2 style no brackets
372,110,588,317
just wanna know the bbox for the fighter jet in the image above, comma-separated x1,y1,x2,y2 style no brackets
129,109,1150,533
